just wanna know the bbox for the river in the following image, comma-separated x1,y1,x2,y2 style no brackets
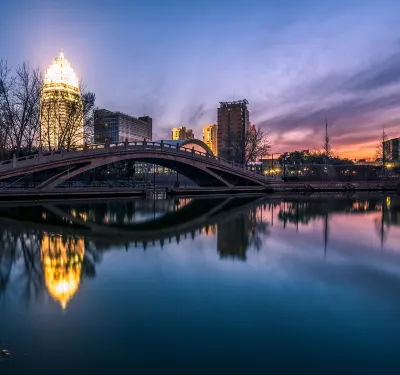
0,194,400,374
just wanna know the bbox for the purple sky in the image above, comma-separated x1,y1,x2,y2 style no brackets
1,0,400,158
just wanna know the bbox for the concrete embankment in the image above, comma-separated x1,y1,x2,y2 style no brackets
0,181,398,201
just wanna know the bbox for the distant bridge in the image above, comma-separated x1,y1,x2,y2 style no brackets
0,141,271,190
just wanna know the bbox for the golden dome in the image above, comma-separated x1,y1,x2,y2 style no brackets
44,50,79,90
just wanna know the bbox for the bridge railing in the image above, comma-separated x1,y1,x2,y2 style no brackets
0,141,271,181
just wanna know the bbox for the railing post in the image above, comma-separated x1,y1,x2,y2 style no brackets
12,154,16,169
143,140,147,149
176,144,179,152
125,138,128,149
192,147,194,158
84,142,88,153
160,140,164,151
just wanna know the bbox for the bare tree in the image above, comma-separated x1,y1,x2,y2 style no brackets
40,85,95,150
81,88,96,144
374,125,389,179
375,126,388,164
231,128,271,164
0,61,42,156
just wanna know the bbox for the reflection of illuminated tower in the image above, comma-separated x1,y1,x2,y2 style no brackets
40,50,83,149
41,234,85,309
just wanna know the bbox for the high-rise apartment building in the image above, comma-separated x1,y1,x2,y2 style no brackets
203,124,218,156
217,100,249,163
172,126,194,140
94,109,152,143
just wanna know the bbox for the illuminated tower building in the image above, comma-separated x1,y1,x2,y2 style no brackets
40,50,83,149
41,234,85,310
203,124,218,156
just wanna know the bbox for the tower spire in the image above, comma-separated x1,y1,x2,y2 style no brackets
324,118,331,157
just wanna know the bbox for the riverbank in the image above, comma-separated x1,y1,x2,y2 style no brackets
0,181,398,201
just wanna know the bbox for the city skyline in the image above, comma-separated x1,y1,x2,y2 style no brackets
1,0,400,158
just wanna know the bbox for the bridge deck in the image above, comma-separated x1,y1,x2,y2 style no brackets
0,141,273,188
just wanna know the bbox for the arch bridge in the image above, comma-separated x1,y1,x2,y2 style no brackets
0,141,270,190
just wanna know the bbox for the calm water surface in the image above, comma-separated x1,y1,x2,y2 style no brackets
0,195,400,374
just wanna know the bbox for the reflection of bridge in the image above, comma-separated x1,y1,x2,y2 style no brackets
0,196,265,248
0,141,269,189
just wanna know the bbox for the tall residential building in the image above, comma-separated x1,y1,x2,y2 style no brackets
172,126,194,140
203,124,218,156
217,99,249,163
40,50,83,149
383,137,400,162
94,109,152,143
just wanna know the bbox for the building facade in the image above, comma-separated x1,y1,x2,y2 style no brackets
383,137,400,162
40,50,83,149
217,100,249,162
172,126,194,140
94,109,152,143
203,124,218,156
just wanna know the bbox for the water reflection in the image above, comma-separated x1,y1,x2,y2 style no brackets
41,234,85,309
0,194,399,310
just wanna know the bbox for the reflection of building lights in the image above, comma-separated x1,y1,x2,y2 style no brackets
386,196,391,209
79,212,87,222
41,234,85,310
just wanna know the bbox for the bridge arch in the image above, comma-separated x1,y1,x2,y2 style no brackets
160,139,214,156
0,142,268,190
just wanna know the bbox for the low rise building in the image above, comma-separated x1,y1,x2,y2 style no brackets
94,109,152,143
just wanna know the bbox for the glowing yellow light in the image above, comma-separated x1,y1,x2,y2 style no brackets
40,50,83,149
41,234,85,310
44,50,79,89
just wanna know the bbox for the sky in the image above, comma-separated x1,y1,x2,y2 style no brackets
1,0,400,159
